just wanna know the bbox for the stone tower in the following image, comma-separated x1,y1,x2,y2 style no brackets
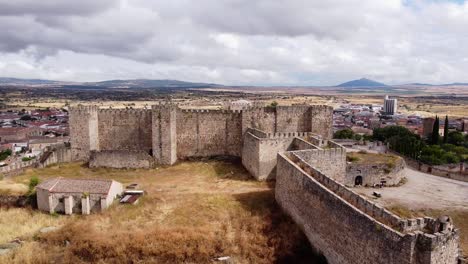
151,101,177,165
68,105,99,161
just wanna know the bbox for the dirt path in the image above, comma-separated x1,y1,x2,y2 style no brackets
354,168,468,210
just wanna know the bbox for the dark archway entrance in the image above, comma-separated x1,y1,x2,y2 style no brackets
355,176,363,186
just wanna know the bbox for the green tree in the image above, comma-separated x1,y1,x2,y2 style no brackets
447,131,464,146
334,129,354,139
354,134,362,141
0,149,12,161
431,116,440,145
443,115,449,144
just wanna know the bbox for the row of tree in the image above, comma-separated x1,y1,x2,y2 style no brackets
334,122,468,165
373,125,468,165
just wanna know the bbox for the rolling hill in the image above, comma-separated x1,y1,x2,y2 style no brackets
336,78,387,87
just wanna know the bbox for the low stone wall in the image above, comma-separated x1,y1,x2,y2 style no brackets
38,144,73,168
392,151,468,183
346,157,405,186
0,160,36,177
89,150,154,169
0,195,28,208
291,137,319,151
276,151,460,264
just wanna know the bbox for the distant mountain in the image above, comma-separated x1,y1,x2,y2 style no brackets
86,79,221,89
0,77,59,85
405,82,468,87
336,78,387,87
0,77,221,89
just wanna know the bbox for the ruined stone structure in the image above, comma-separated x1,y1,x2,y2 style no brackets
346,155,406,186
69,103,333,172
276,142,461,264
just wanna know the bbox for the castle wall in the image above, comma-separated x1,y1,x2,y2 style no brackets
310,105,333,139
346,157,406,186
97,109,152,152
292,147,347,183
242,129,320,181
241,107,277,134
89,150,154,169
69,104,334,166
276,106,311,132
276,152,460,264
241,131,261,177
176,110,243,159
152,105,177,165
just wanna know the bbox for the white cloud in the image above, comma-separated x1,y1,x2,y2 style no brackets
0,0,468,85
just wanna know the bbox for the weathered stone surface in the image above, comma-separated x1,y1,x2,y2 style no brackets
89,150,154,169
69,104,333,168
276,150,460,264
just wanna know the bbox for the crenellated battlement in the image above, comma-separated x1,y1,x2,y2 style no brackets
98,108,151,115
69,105,100,113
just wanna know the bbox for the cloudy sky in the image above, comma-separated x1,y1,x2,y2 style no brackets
1,0,468,86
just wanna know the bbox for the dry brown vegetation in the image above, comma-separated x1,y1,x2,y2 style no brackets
346,152,400,167
0,161,323,263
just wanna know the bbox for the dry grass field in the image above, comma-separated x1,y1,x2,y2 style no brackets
0,161,322,264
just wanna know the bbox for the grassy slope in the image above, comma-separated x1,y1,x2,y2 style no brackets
0,161,321,264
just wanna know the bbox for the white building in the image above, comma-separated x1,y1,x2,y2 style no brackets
383,95,397,115
36,178,123,215
228,99,252,110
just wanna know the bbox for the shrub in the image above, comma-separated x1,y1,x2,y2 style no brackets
28,176,40,195
334,129,354,139
22,156,35,162
346,156,359,162
0,149,12,161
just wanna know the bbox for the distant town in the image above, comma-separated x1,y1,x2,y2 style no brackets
333,95,467,138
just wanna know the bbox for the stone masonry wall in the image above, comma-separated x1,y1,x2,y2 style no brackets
242,129,320,180
310,105,333,139
152,104,177,165
346,157,406,186
98,109,152,152
292,147,347,183
276,152,460,264
176,109,243,159
241,131,261,177
69,104,333,167
89,150,154,169
69,106,99,161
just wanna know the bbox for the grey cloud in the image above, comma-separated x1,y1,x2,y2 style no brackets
1,0,468,85
0,0,116,16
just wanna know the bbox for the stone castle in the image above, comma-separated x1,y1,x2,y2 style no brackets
68,102,461,263
69,102,333,179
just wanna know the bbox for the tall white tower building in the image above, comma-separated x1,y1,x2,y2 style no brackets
383,95,397,115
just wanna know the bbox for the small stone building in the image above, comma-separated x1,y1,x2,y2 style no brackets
36,178,123,215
